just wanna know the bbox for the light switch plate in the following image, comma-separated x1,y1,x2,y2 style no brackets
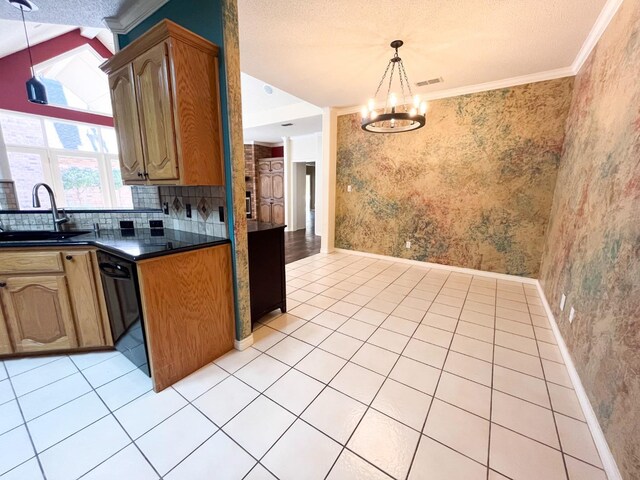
405,241,411,249
347,185,352,192
560,293,566,311
569,307,576,323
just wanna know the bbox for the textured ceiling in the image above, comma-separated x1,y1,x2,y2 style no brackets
0,0,133,27
243,115,322,143
238,0,609,108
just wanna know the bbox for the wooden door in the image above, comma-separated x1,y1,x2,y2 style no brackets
257,159,285,225
133,41,179,181
108,64,144,182
63,251,107,348
1,275,77,353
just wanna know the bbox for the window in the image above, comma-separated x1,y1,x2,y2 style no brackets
1,110,132,209
33,45,112,116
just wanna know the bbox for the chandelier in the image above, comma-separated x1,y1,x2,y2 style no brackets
361,40,426,133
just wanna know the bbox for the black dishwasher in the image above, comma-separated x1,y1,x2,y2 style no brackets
97,251,150,376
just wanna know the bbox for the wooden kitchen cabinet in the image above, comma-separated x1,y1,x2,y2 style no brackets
109,64,144,182
1,275,77,353
0,248,112,356
101,20,225,186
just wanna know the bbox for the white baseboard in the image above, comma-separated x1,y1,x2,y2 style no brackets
234,334,254,351
332,248,538,284
535,281,622,480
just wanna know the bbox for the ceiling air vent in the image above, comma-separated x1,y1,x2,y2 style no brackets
416,77,444,87
281,123,293,127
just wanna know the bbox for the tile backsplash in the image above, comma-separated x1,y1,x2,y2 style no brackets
0,185,228,238
0,181,18,210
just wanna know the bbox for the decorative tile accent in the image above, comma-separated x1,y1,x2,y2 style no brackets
197,197,211,221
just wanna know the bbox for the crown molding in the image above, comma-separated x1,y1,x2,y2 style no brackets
102,0,169,35
335,67,575,116
571,0,623,74
336,0,622,117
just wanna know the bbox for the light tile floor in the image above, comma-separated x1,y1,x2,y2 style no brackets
0,252,608,480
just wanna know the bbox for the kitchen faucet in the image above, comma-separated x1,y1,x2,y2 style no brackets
32,183,69,232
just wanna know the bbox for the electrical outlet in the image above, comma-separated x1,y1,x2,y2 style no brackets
560,293,566,311
405,241,411,249
347,185,352,192
569,307,576,323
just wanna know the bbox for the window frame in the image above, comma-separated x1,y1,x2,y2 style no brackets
1,109,131,210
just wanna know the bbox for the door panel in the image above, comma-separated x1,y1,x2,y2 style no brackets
257,161,271,173
272,173,284,201
0,306,12,354
271,203,285,225
63,251,107,347
270,160,284,172
259,203,272,223
109,65,144,182
133,42,179,181
259,174,273,200
1,275,77,353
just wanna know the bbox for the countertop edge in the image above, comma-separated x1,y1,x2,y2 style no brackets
0,237,231,262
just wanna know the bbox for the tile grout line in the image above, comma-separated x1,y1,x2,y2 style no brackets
405,271,477,479
528,290,572,480
1,359,49,480
322,264,445,480
486,276,498,480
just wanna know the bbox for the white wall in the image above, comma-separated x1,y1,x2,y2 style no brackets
287,133,322,232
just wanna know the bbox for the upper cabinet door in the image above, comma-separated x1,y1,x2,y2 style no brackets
133,41,179,181
109,64,144,182
1,275,77,353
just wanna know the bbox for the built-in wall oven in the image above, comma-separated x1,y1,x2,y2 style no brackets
97,251,150,376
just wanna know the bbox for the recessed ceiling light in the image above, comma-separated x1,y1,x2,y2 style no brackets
281,123,293,127
263,85,273,95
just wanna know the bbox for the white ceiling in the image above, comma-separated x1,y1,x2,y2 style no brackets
243,114,322,144
237,0,609,108
0,19,114,59
241,72,322,143
0,0,132,27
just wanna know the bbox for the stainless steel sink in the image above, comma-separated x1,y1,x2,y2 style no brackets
0,231,91,242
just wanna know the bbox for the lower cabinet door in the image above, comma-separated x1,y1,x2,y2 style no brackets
1,275,78,353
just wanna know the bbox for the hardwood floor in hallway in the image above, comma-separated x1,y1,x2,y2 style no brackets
284,210,321,264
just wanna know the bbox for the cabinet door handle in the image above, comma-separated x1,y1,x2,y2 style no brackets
0,282,6,288
137,172,144,177
65,255,73,261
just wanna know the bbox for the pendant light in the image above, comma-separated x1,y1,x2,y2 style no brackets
9,0,48,105
361,40,426,133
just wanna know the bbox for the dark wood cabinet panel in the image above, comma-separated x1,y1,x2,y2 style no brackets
247,223,286,323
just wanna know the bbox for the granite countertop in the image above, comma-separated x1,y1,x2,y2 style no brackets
0,228,230,261
247,221,286,233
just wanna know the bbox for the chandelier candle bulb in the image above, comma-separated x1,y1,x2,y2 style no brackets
360,40,426,133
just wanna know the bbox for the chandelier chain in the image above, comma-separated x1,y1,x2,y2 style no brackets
373,60,393,100
399,61,414,102
384,61,396,114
